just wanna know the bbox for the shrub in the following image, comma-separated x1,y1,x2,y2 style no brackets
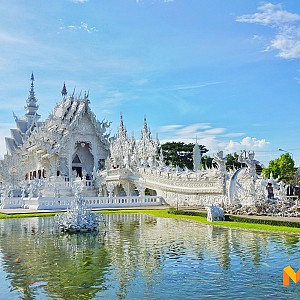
168,209,300,228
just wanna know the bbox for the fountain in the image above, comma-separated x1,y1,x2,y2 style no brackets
54,185,106,232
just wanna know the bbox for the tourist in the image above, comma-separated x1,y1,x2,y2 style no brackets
266,183,274,199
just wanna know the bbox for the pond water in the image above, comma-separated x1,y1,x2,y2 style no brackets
0,214,300,299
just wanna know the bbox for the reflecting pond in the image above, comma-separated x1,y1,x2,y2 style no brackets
1,214,300,299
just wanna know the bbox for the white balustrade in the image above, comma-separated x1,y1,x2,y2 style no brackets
15,195,163,210
0,196,24,209
84,195,161,208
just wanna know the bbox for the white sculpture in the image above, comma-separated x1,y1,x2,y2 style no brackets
54,185,106,232
193,139,202,171
212,150,227,176
206,205,225,222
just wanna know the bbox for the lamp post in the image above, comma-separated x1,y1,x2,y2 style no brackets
278,148,294,160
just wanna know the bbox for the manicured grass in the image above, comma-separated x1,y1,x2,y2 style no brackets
1,209,300,233
101,209,300,233
0,212,57,219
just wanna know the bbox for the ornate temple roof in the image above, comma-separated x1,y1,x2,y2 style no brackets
4,76,110,157
5,74,43,155
24,73,40,123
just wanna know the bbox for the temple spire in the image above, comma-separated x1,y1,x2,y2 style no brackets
117,112,127,138
143,115,147,130
155,132,160,146
28,72,36,104
61,82,67,98
120,112,124,129
24,73,40,125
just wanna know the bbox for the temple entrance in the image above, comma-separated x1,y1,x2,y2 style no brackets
72,142,94,178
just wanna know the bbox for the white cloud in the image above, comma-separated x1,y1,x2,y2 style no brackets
224,137,269,153
268,29,300,58
160,124,183,132
171,81,222,91
237,3,300,26
202,128,226,135
252,35,263,41
60,22,98,33
237,3,300,59
158,123,270,158
176,123,211,136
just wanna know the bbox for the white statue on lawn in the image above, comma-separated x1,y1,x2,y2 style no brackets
206,205,225,222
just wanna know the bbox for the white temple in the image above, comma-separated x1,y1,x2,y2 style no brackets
0,75,276,210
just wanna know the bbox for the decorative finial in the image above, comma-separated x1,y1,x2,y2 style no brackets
143,114,147,130
156,132,160,144
13,112,18,121
120,112,124,128
61,82,67,98
24,73,40,124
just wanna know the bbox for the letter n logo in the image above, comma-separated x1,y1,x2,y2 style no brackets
283,265,300,286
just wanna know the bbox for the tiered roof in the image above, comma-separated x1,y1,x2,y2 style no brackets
5,74,43,155
5,75,110,157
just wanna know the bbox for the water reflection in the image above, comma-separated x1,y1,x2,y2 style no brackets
0,217,109,299
0,214,300,299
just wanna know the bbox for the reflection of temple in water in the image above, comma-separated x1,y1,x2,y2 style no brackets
0,214,299,299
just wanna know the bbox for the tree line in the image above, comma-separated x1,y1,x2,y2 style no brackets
160,142,298,185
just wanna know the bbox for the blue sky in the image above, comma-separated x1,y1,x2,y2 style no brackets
0,1,300,166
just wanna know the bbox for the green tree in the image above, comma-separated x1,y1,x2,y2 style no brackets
262,153,296,184
161,142,208,170
225,153,243,171
202,155,213,169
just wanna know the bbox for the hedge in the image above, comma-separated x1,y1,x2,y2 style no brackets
168,209,300,228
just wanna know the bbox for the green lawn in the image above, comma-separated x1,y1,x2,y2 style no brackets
1,209,300,234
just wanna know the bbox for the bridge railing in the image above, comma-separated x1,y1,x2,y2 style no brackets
84,195,162,208
0,195,163,210
0,196,24,209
